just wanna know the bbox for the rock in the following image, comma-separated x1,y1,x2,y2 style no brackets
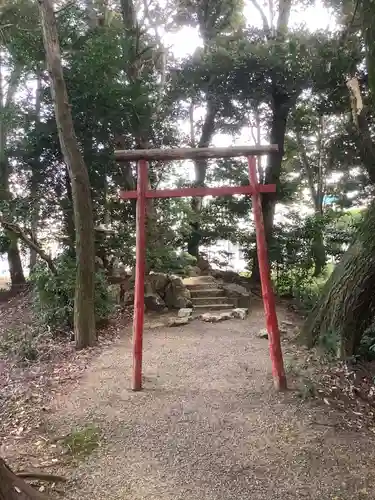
199,311,234,323
144,292,166,311
111,257,127,278
258,328,268,339
148,272,169,297
95,256,105,269
211,269,251,287
165,275,192,309
185,265,201,277
123,290,134,306
281,320,295,328
178,308,193,319
232,308,248,320
168,317,190,327
221,283,250,308
108,284,122,304
196,256,211,275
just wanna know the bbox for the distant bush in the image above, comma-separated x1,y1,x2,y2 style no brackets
147,248,197,275
274,265,329,312
30,253,113,332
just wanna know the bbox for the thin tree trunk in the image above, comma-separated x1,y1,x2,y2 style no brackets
187,95,218,258
296,122,327,277
251,96,290,282
8,234,26,287
0,58,26,287
29,71,43,271
38,0,96,348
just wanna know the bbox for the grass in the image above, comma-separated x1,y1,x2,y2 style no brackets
62,425,101,458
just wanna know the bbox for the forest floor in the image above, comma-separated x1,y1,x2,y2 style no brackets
2,296,375,499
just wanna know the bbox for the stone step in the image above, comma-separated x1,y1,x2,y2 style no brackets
193,303,233,311
185,282,220,291
183,277,217,287
190,288,224,298
192,296,228,306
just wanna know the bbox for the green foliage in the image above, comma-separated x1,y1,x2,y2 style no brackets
147,248,197,275
30,253,113,331
62,425,101,458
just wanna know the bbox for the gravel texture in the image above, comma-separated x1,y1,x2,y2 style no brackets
50,307,375,500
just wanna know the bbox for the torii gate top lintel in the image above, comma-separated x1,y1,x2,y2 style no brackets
114,144,278,162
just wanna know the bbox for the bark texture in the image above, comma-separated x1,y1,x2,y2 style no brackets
0,58,26,287
38,0,96,348
303,202,375,357
187,96,218,258
251,94,291,282
0,458,49,500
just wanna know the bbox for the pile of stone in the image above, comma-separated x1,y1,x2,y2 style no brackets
168,307,249,327
108,271,192,312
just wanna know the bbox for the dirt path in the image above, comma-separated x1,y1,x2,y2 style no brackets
49,306,375,500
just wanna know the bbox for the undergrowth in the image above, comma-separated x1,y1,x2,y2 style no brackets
62,425,101,458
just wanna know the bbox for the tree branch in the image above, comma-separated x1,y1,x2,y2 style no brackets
0,217,57,274
248,0,270,32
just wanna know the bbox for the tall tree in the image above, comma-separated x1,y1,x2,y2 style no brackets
0,55,26,287
38,0,96,348
303,0,375,357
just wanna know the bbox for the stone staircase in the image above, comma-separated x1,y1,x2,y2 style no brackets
183,276,233,312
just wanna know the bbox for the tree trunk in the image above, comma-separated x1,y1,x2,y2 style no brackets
8,233,26,287
311,229,326,277
29,71,43,271
251,96,290,282
295,121,327,277
187,96,218,258
303,201,375,357
0,56,26,287
0,458,49,500
38,0,96,348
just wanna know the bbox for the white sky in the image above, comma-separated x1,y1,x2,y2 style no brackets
164,1,336,59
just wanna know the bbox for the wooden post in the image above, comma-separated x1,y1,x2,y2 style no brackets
248,156,287,391
132,160,148,391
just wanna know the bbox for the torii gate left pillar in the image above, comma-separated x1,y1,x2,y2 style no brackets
115,145,287,392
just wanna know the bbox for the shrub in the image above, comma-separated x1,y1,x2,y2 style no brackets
0,326,41,363
147,248,197,275
274,266,327,311
30,253,113,331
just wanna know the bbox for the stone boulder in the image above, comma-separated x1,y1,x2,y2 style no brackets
144,280,166,311
196,256,211,275
123,290,134,306
185,265,201,277
232,308,248,320
108,283,122,304
220,283,250,308
178,308,193,319
148,272,169,297
168,317,190,327
165,275,192,309
199,311,234,323
144,293,166,311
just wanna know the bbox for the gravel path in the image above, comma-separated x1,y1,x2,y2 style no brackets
50,307,375,500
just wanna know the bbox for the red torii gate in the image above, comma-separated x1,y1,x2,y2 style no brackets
115,145,286,392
